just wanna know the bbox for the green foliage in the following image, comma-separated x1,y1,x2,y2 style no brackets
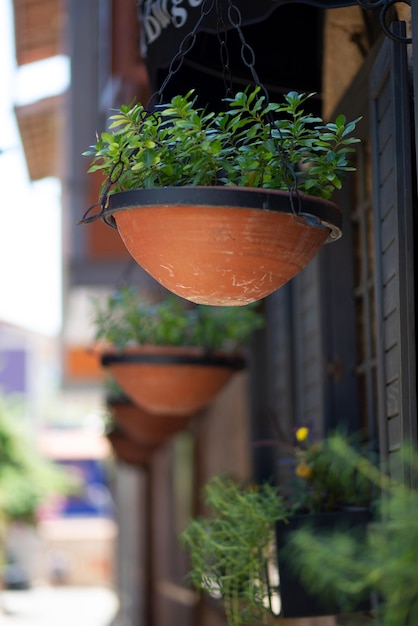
92,287,264,352
104,375,126,401
0,398,78,524
84,88,360,201
287,439,418,626
181,476,287,626
181,435,379,626
288,429,378,513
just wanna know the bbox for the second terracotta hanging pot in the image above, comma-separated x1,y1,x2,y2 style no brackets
102,187,342,306
107,397,191,446
101,345,245,417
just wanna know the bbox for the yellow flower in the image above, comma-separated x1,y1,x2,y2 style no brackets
296,427,309,442
295,462,313,479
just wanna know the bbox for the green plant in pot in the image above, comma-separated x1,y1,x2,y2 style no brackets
181,429,377,624
92,286,264,417
273,428,377,618
283,426,376,513
285,439,418,626
82,88,360,306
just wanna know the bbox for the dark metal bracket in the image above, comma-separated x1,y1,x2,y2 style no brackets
355,0,411,44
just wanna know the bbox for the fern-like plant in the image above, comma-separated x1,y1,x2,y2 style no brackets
181,476,287,626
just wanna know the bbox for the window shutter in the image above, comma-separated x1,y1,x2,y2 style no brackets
370,22,417,478
261,262,324,481
320,173,360,436
265,284,294,434
292,258,325,436
249,287,294,483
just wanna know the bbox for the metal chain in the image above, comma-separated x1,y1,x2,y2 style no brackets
79,110,162,224
147,0,216,109
226,0,267,101
215,0,234,100
225,0,299,211
78,156,125,224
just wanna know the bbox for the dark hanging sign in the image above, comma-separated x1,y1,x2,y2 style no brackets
138,0,357,70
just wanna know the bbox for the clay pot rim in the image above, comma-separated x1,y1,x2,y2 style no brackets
101,186,342,243
100,345,245,370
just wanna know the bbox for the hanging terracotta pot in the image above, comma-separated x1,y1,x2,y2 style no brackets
106,428,155,467
101,187,342,306
107,397,191,445
101,345,245,417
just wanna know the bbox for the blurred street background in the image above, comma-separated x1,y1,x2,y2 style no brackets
0,2,120,623
1,586,118,626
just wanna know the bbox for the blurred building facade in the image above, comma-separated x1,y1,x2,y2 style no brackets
37,428,116,586
11,1,418,626
0,320,59,424
0,319,116,587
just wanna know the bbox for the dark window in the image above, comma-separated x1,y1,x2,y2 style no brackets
251,23,417,487
351,140,378,439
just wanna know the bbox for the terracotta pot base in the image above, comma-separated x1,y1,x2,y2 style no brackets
107,429,155,467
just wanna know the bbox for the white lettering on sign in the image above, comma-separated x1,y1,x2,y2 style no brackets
139,0,206,49
171,0,187,28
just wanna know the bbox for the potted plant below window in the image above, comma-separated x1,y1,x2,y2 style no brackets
181,430,376,625
82,88,360,306
92,287,263,416
273,427,375,618
286,440,418,626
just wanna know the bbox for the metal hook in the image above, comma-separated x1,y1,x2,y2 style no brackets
356,0,412,44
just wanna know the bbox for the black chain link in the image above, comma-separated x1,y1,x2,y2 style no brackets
225,0,300,210
146,0,216,110
215,0,234,100
226,0,267,100
78,156,125,224
79,110,162,224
